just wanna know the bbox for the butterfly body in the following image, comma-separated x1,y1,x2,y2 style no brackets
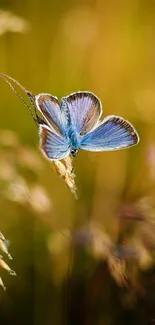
68,128,81,151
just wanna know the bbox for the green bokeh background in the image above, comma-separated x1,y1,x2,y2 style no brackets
0,1,155,324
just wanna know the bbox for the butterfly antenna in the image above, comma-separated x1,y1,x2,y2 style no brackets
0,73,38,126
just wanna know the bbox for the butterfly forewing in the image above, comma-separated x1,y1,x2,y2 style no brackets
39,124,70,160
80,116,139,151
35,94,68,136
61,91,102,135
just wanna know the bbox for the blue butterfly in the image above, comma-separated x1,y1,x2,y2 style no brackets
34,91,139,160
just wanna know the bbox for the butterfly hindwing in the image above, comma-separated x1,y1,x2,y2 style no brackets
80,115,139,151
61,91,102,135
39,124,70,160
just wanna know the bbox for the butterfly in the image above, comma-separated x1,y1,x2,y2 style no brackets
0,74,139,160
35,91,139,159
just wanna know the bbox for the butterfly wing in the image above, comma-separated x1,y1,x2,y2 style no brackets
39,124,70,160
80,115,139,151
60,91,102,135
35,94,68,136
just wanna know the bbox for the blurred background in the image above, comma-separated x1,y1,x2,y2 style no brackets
0,0,155,324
